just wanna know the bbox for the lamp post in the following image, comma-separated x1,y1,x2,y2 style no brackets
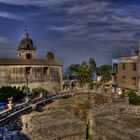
25,72,29,103
26,75,29,97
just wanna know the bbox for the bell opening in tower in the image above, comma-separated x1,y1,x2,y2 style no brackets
26,53,32,59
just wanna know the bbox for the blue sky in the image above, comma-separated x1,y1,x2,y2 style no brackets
0,0,140,70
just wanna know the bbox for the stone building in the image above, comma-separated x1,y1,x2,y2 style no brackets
138,42,140,96
111,55,138,93
0,31,63,92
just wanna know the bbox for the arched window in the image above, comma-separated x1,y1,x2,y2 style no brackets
113,63,118,73
27,45,30,49
26,53,32,59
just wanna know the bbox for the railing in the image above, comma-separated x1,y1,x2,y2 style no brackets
0,90,109,123
0,96,45,120
0,93,72,124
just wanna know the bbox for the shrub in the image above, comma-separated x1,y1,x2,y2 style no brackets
122,90,140,105
134,96,140,105
32,86,48,97
0,86,26,102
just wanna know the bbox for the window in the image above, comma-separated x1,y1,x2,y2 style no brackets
44,67,48,75
122,63,125,70
132,63,136,71
122,76,125,83
27,45,30,49
113,63,118,73
26,67,31,75
132,77,136,85
26,53,32,59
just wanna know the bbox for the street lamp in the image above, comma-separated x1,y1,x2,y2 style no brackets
25,75,29,97
24,70,30,103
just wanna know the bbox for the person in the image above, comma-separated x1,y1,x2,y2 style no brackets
7,100,13,109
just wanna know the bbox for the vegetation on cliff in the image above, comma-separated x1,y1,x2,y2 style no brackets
45,93,107,121
121,90,140,105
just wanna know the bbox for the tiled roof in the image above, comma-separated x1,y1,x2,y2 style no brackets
0,59,62,66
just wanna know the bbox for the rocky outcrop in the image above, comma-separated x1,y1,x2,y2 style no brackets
22,109,86,140
91,105,140,140
93,114,140,140
21,93,140,140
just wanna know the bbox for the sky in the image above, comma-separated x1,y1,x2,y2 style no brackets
0,0,140,70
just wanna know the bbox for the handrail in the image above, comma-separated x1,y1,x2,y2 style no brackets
0,93,71,123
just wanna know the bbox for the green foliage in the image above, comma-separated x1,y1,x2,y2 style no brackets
64,58,96,81
78,61,93,87
64,64,80,80
88,58,96,73
7,97,13,101
0,86,26,102
32,86,48,96
122,90,140,105
21,85,30,93
77,58,97,88
135,96,140,105
69,64,81,72
46,52,55,59
97,65,111,81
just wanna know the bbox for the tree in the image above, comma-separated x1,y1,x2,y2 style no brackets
64,64,80,80
88,58,96,73
47,52,55,59
97,65,111,81
78,61,92,88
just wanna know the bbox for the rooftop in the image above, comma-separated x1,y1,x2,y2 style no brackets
112,56,137,64
0,59,62,66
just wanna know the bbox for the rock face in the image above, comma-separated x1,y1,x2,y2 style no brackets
93,114,140,140
92,105,140,140
22,109,86,140
21,93,140,140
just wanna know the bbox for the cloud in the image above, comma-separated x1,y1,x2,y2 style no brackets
0,12,24,20
0,36,10,44
0,0,140,67
44,0,140,42
0,0,69,6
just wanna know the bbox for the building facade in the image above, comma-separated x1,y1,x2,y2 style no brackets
0,32,63,92
112,55,138,93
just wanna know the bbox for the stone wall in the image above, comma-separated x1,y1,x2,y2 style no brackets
11,81,61,92
0,65,63,92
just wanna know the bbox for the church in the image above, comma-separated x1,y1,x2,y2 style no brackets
0,31,63,92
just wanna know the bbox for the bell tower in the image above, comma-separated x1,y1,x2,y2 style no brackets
18,30,36,60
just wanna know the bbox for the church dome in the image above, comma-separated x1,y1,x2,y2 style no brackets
18,32,36,50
